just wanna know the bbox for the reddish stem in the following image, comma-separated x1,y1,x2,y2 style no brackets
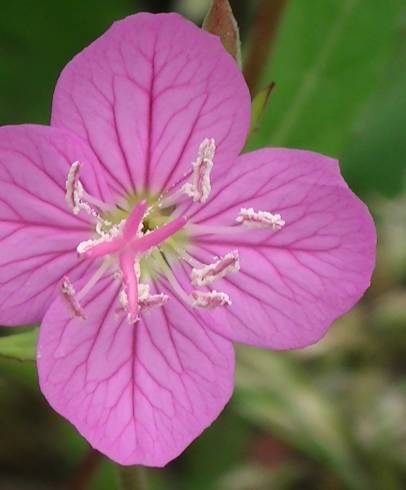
243,0,288,95
67,448,103,490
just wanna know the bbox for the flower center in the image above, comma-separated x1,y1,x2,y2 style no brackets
62,139,285,324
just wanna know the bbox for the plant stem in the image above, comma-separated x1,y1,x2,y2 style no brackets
67,448,103,490
243,0,288,95
118,466,148,490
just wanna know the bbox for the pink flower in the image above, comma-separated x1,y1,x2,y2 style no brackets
0,13,376,466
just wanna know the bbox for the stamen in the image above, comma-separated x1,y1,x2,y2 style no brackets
65,161,83,215
157,187,186,209
119,278,168,316
65,161,110,218
182,138,216,203
76,260,111,301
169,243,205,268
81,190,110,212
151,250,193,306
191,290,231,308
156,167,195,209
119,288,129,310
60,276,86,319
191,250,240,286
140,293,169,310
119,252,140,324
186,223,246,236
138,283,168,311
236,208,285,229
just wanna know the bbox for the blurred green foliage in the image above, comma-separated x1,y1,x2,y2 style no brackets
0,0,135,125
0,328,37,361
342,38,406,197
1,0,406,489
247,0,406,197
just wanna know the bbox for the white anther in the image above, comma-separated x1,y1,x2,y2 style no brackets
182,138,216,203
236,207,285,230
120,257,164,316
139,283,168,310
61,276,86,319
119,288,128,309
65,161,83,214
66,161,109,220
141,293,168,309
191,250,240,286
119,281,168,317
138,283,149,301
141,291,169,311
191,290,231,309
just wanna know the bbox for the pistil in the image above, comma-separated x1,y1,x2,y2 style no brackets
64,171,192,322
122,200,148,239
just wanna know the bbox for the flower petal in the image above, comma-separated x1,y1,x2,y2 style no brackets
51,13,250,197
0,124,110,325
190,149,377,349
37,274,235,466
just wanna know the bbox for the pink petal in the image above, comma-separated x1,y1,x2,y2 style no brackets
51,13,250,197
0,124,110,325
190,149,377,349
37,274,235,466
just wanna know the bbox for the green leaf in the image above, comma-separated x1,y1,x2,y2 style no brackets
0,0,135,125
0,328,38,362
247,0,405,157
340,39,406,197
247,82,276,138
202,0,241,66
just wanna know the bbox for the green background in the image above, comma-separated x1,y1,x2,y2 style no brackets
1,0,405,489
